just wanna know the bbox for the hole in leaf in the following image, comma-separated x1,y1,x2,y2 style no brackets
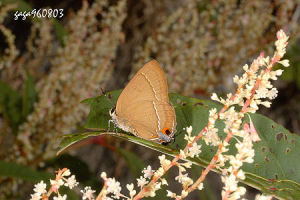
286,148,290,153
291,139,295,144
284,134,288,141
265,156,270,162
275,174,278,179
271,125,275,129
262,147,266,152
255,164,259,167
193,102,203,106
276,133,283,141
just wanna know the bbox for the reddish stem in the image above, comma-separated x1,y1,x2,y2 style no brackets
133,51,280,200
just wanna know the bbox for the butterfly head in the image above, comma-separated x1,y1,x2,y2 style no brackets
109,106,116,117
109,106,118,126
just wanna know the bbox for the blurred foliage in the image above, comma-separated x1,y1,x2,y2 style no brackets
0,72,37,134
118,148,146,178
281,43,300,89
0,160,52,182
22,72,38,122
1,0,32,11
0,80,23,134
191,165,217,200
46,154,101,191
133,0,300,95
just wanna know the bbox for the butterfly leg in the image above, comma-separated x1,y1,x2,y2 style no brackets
107,120,111,132
149,135,163,144
107,119,116,132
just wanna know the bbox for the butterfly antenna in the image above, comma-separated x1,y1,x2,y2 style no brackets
99,87,106,95
99,87,116,107
175,129,184,137
166,129,184,145
99,87,117,133
176,144,181,151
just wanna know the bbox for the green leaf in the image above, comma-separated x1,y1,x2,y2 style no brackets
53,20,68,46
0,160,80,199
81,90,120,130
0,160,52,182
191,165,217,200
0,81,23,134
280,43,300,89
46,154,101,189
60,187,80,200
46,154,93,183
1,0,32,11
0,72,37,135
22,71,38,119
58,91,300,200
57,131,106,155
118,148,146,177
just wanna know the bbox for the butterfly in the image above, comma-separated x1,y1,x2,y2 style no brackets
109,60,176,144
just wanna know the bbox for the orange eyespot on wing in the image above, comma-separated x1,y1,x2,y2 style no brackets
161,127,171,135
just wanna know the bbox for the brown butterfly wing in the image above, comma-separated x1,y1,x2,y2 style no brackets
132,101,176,139
119,100,176,140
115,60,176,140
116,60,169,113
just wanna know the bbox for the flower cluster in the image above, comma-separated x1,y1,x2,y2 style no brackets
184,126,202,158
207,30,289,200
202,108,220,146
98,172,123,199
97,125,203,199
110,29,288,200
136,163,166,198
30,168,79,200
81,186,96,200
29,168,99,200
255,194,273,200
136,166,154,188
128,127,202,199
97,172,139,200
